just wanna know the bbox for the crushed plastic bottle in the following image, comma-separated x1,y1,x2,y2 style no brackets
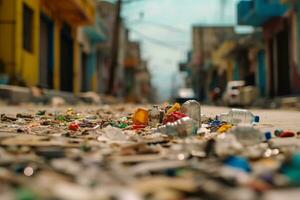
216,108,259,125
100,126,128,140
148,105,161,127
180,100,201,128
163,111,187,124
156,116,197,138
230,125,263,146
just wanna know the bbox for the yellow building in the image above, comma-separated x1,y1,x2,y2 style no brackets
0,0,95,93
212,40,236,82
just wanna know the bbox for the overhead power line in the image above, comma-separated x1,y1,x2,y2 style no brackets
130,29,186,52
126,19,189,34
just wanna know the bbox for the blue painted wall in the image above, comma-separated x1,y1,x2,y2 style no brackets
257,50,266,96
237,0,288,26
87,45,97,91
233,62,239,80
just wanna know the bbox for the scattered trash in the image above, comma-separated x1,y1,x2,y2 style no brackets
0,101,298,199
157,116,197,137
132,108,149,125
180,100,201,127
264,132,272,141
274,129,284,137
163,111,187,124
132,124,147,130
217,124,232,133
166,103,181,115
280,152,300,185
101,125,128,140
224,155,251,172
36,110,46,116
230,125,263,145
148,105,161,127
216,108,260,125
68,122,80,131
279,131,295,138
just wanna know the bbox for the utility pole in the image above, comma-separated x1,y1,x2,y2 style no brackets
107,0,122,95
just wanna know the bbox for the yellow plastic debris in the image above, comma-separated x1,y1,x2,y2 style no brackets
132,108,149,125
166,103,181,115
66,108,74,115
217,124,232,133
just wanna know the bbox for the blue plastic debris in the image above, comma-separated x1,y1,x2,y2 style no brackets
210,120,221,127
281,152,300,185
224,156,251,172
264,132,272,141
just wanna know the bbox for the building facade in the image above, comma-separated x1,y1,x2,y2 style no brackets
0,0,95,94
238,0,300,97
191,26,235,101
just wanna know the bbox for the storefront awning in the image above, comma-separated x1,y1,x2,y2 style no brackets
238,0,288,26
83,13,107,43
47,0,95,25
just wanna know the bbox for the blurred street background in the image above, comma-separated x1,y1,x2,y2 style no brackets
0,0,299,108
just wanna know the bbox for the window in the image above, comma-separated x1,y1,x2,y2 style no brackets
23,4,33,52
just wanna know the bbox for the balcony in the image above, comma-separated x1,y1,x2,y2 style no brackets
83,12,107,43
46,0,95,25
237,0,288,26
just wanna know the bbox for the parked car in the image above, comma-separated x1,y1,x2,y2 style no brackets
223,81,259,107
223,80,245,106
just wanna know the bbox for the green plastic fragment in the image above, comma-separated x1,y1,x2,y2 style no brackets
80,143,91,152
118,123,128,129
56,115,66,121
36,110,46,116
15,188,37,200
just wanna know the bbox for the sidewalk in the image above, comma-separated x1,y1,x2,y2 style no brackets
0,85,80,105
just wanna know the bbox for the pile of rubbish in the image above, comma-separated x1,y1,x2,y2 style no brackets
0,100,300,200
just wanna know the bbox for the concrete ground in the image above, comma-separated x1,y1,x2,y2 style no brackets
0,104,299,132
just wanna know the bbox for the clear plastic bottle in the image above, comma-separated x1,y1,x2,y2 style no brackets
230,125,263,146
156,117,198,138
148,105,161,127
216,108,259,125
180,100,201,128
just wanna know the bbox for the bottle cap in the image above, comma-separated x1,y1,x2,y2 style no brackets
264,132,272,141
254,116,260,123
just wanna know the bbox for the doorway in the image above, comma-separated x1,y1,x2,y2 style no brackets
275,22,291,96
39,14,53,89
268,39,275,97
81,50,88,92
60,24,73,92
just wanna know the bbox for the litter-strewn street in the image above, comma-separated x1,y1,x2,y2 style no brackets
1,0,300,199
1,103,300,200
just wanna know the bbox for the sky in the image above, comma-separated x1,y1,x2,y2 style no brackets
121,0,241,101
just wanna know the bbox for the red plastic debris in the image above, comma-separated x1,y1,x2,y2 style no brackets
163,111,187,124
132,124,147,130
279,131,295,138
68,123,80,131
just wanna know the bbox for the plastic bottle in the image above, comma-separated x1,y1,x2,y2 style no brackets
148,105,161,127
180,100,201,128
230,125,263,146
156,116,198,138
216,108,259,125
